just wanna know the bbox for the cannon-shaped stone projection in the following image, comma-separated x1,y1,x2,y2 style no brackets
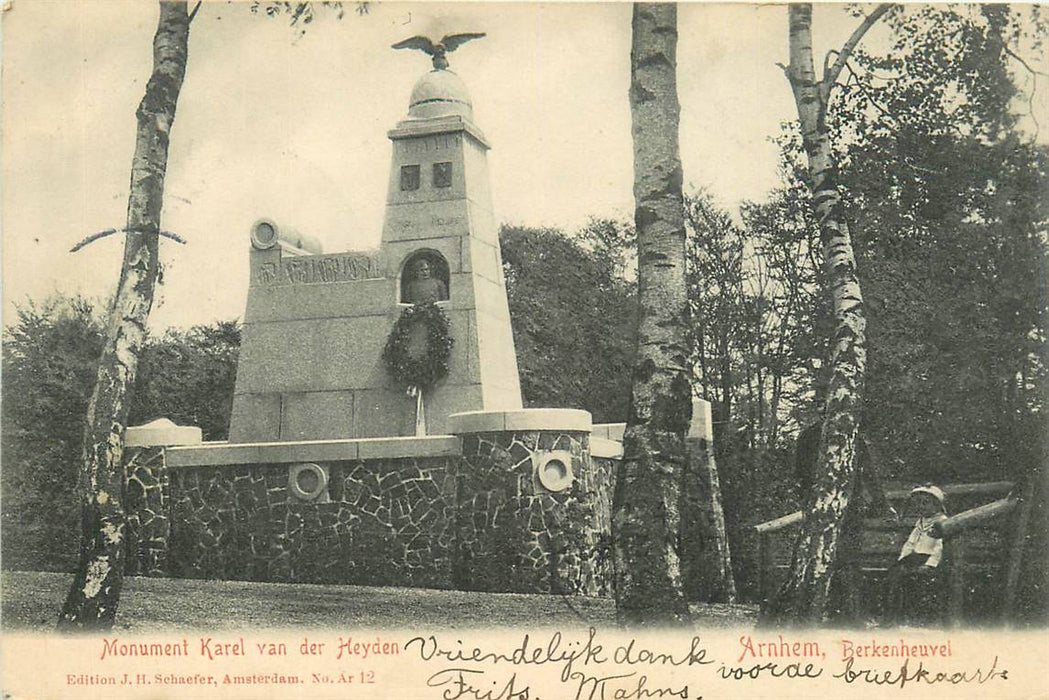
249,218,323,255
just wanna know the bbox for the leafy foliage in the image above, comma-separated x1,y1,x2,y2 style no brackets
1,295,240,571
131,321,241,441
248,2,370,36
688,188,815,452
705,6,1048,488
694,7,1047,611
833,4,1048,484
500,223,637,424
1,296,105,571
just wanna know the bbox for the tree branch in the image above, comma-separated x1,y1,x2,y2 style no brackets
901,158,948,176
999,37,1049,78
822,4,893,104
70,227,187,253
987,24,1046,141
188,0,202,23
842,60,897,125
822,50,837,88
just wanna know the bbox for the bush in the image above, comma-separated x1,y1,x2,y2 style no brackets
1,294,239,571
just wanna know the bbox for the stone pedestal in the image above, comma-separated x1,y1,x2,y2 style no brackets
123,419,201,577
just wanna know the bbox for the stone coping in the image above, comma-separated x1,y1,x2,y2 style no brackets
591,422,626,442
165,435,462,468
126,418,202,447
591,400,713,442
590,437,624,460
447,408,592,434
388,115,490,149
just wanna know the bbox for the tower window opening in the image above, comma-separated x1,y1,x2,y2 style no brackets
433,162,453,188
401,165,421,191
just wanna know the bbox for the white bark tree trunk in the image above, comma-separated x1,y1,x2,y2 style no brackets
763,3,887,625
58,0,190,631
612,2,692,627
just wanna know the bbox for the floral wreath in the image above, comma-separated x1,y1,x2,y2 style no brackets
382,302,454,391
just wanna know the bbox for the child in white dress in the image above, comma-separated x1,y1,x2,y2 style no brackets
881,485,948,623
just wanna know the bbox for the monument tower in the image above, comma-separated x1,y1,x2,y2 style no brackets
228,36,522,442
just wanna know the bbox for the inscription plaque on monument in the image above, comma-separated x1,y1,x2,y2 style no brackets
254,253,383,287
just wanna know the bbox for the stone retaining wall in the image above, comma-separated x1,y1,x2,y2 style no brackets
124,446,170,577
455,430,613,596
160,456,459,588
123,414,617,596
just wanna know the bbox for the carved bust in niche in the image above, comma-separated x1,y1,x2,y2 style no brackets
403,257,449,305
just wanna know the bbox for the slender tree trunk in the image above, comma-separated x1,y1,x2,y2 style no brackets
762,3,885,625
719,335,732,436
612,2,692,627
58,0,190,631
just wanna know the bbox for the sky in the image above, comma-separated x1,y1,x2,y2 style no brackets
2,2,1046,329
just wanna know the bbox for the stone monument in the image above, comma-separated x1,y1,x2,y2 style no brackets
228,37,522,441
119,34,730,602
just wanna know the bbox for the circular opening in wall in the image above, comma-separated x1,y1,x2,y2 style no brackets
536,451,574,492
288,463,327,501
297,469,320,493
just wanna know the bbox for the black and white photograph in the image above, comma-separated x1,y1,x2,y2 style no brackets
1,1,1047,698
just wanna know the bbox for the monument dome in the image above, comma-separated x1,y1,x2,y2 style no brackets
407,69,473,120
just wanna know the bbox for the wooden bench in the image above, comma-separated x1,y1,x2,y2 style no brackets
753,481,1029,625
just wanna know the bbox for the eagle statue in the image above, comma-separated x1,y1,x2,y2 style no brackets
391,32,486,70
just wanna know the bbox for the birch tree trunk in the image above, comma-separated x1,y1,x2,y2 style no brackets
58,0,190,631
762,3,886,625
612,2,692,627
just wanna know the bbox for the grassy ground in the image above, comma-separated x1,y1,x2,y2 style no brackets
1,571,758,632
